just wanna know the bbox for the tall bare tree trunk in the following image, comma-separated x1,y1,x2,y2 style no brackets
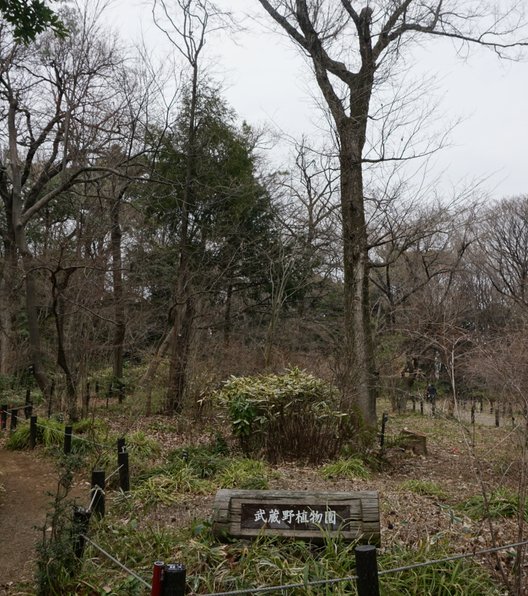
8,99,50,398
51,268,78,421
0,244,16,374
165,60,199,414
339,129,376,426
110,194,126,382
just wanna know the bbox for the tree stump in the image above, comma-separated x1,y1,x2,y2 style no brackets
399,429,427,455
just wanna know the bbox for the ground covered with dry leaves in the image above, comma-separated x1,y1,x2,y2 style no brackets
1,399,526,594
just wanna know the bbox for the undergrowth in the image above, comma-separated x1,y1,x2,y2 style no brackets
75,519,501,595
321,457,370,480
458,487,527,521
399,479,448,500
128,442,277,510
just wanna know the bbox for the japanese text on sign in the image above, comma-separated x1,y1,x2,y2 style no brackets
240,503,350,531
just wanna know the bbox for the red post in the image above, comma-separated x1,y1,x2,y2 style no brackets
151,561,164,596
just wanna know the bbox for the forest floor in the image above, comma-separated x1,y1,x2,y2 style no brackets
0,398,525,594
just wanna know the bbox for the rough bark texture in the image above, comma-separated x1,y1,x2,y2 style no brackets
110,193,126,382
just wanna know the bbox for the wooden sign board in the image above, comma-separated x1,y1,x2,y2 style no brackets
212,489,380,545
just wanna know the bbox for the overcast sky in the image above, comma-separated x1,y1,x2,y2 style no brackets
109,0,528,201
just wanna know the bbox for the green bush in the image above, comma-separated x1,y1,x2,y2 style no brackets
458,487,527,521
215,368,353,462
400,479,448,500
321,457,370,480
218,458,275,490
6,418,103,455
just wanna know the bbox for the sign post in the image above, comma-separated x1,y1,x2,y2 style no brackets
212,489,380,544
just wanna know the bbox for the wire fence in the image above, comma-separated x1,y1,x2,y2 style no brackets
79,534,528,596
390,393,523,429
1,405,118,452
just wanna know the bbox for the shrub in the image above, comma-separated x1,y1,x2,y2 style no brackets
399,479,448,500
321,457,370,480
218,458,275,490
458,488,527,521
215,368,354,462
6,418,102,455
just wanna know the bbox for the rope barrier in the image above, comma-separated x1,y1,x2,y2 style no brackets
202,573,359,596
80,534,151,589
106,464,124,482
5,411,115,451
201,538,528,596
377,538,528,577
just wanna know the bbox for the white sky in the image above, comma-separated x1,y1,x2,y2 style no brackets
108,0,528,201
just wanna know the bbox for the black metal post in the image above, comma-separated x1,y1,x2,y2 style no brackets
64,425,73,454
90,469,106,518
29,415,37,449
72,507,91,561
379,413,388,451
471,405,475,425
118,451,130,492
48,380,55,419
1,404,7,430
161,563,186,596
355,545,380,596
24,388,31,419
10,408,17,431
117,437,126,453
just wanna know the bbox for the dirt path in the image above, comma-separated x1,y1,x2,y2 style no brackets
0,448,58,594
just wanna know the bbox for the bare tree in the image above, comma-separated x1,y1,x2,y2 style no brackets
0,3,149,406
256,0,527,427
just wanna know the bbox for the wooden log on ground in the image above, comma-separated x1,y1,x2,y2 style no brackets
212,489,380,545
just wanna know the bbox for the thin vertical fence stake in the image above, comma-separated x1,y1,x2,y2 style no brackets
24,403,32,419
161,563,186,596
72,507,91,563
64,425,73,455
495,408,500,428
471,405,475,425
118,451,130,492
1,404,7,430
151,561,164,596
24,389,31,419
90,469,106,518
47,381,54,419
117,438,129,491
379,413,388,451
117,437,126,454
10,408,17,431
420,399,424,415
29,415,37,449
355,545,380,596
